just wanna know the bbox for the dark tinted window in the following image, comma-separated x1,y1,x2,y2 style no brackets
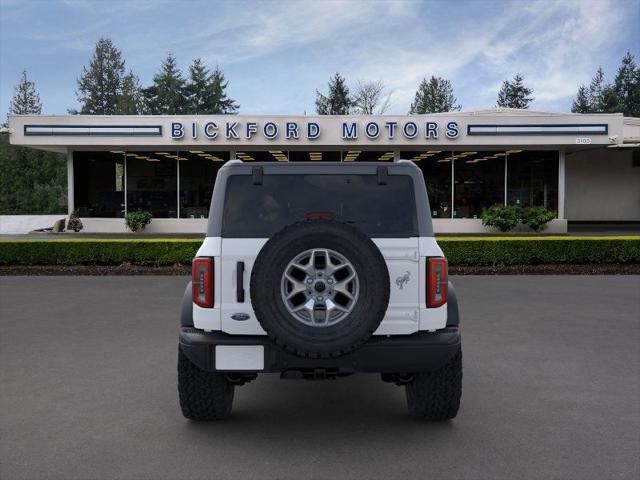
222,174,417,237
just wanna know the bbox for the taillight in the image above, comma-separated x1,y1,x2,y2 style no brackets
427,257,448,308
192,258,214,308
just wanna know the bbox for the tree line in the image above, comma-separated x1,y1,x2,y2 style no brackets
4,36,639,119
314,53,638,116
71,37,239,115
1,37,638,216
570,52,640,116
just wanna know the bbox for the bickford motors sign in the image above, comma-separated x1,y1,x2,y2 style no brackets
171,119,461,141
13,114,616,148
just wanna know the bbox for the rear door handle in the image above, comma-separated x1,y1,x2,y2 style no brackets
236,261,245,302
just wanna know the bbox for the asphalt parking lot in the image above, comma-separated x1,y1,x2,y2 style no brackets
1,275,639,480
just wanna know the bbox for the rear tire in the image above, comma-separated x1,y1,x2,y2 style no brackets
405,346,462,421
178,347,234,420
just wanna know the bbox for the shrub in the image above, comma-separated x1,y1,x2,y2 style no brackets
521,206,556,232
482,205,557,232
125,211,153,232
0,239,201,266
0,238,638,267
439,237,640,266
66,210,83,232
481,205,520,232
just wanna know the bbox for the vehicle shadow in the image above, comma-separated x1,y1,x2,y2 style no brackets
179,373,459,443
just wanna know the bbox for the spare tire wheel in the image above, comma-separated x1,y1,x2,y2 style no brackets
250,219,390,358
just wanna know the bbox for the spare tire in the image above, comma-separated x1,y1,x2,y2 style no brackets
250,219,390,358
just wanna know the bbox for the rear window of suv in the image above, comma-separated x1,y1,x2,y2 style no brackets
221,174,417,237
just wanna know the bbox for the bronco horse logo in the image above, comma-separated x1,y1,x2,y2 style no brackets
395,271,411,290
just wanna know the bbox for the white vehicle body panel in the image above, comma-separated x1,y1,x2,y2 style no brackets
193,236,447,334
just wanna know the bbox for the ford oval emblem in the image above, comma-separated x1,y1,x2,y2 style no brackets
231,313,250,321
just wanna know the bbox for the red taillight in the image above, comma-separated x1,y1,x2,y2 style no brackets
192,258,214,308
427,257,448,308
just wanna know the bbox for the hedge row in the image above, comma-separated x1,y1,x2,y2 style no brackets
439,237,640,265
0,239,201,266
0,237,638,266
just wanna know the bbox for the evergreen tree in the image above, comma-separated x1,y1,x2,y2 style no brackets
572,56,640,115
600,84,623,113
409,76,460,114
613,51,640,117
75,37,126,114
578,66,623,113
0,136,67,215
587,66,607,112
186,58,209,114
2,72,66,214
143,53,188,114
207,65,239,114
496,73,534,109
9,70,42,116
185,59,239,114
571,85,591,113
116,71,144,114
315,73,353,115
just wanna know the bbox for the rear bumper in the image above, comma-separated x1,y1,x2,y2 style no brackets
179,326,461,374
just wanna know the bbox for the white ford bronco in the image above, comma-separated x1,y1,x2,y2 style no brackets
178,160,462,420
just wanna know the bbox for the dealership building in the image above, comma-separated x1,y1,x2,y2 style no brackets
7,109,640,233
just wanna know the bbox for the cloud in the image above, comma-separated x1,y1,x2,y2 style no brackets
194,0,409,64
1,0,637,115
316,0,632,112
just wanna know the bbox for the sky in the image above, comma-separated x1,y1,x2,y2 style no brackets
0,0,638,117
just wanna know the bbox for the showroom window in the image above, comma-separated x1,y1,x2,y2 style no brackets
73,151,125,218
126,152,177,218
74,151,228,219
402,150,453,218
179,151,229,218
507,150,558,212
453,151,505,218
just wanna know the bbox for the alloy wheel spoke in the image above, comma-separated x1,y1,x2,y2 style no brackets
284,273,307,293
281,248,358,327
292,298,315,314
291,262,312,275
333,273,356,300
326,298,348,315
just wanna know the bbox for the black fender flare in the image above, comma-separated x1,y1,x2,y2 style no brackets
446,281,460,327
180,281,194,327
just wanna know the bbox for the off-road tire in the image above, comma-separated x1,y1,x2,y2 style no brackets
405,346,462,420
250,219,390,359
178,347,234,420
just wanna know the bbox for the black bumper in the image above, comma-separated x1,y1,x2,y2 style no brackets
179,326,461,374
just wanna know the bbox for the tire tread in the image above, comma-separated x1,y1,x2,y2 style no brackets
405,347,462,421
178,348,235,420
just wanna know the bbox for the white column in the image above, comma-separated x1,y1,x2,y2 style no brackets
124,155,127,216
229,150,236,160
504,154,508,205
450,154,455,218
176,159,180,219
66,149,74,215
393,150,401,162
558,149,566,219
